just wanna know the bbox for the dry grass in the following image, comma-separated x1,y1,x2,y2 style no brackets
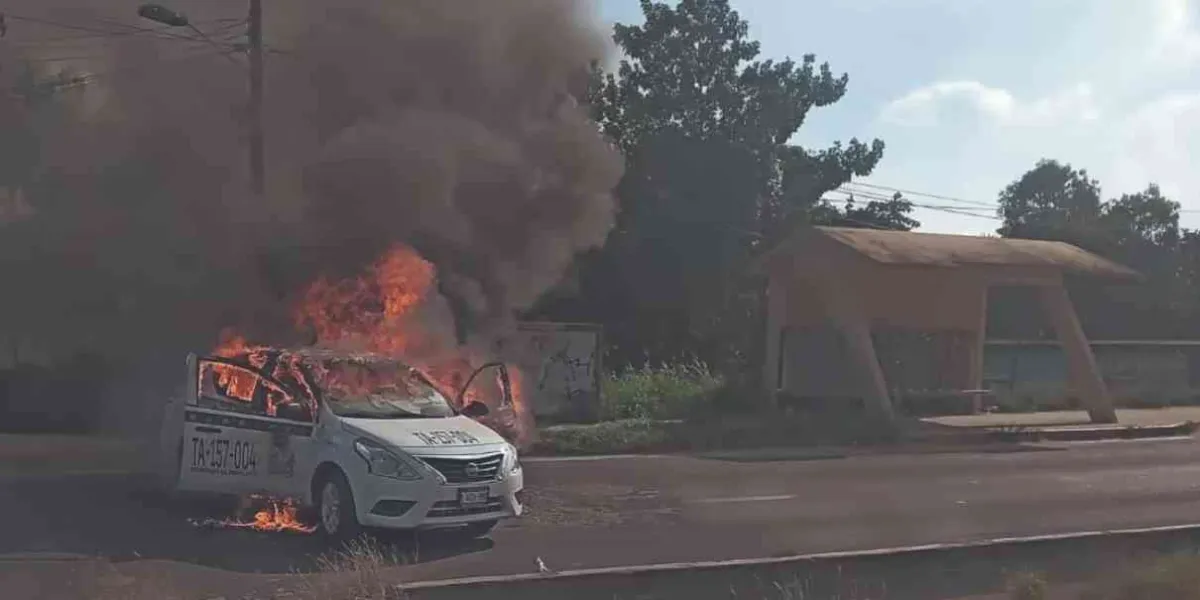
81,535,412,600
1077,554,1200,600
296,536,409,600
1005,571,1049,600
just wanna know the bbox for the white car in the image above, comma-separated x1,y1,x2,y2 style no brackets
155,350,524,542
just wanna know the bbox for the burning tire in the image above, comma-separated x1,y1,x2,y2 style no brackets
315,469,362,544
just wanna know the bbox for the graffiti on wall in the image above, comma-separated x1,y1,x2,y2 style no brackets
507,322,601,419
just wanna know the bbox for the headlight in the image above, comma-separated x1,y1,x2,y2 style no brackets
499,442,521,478
353,438,421,481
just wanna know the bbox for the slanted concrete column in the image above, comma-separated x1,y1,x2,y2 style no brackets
819,276,895,424
1038,283,1117,424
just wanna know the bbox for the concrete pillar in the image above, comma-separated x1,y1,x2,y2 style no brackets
820,276,895,424
1038,283,1117,424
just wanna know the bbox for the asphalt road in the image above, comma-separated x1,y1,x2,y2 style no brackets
4,437,1200,598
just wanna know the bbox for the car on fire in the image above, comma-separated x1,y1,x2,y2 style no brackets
154,348,524,542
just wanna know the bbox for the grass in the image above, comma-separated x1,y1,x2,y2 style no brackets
534,412,902,456
298,537,407,600
598,360,725,421
537,360,900,456
1076,553,1200,600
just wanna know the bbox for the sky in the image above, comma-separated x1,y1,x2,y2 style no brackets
588,0,1200,235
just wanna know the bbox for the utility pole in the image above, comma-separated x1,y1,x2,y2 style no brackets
247,0,264,197
138,2,266,196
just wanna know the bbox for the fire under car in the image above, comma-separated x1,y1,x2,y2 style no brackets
153,348,524,542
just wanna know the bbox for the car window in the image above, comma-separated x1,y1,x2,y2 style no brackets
197,360,269,417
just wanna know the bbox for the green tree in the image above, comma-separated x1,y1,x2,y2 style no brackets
811,192,920,231
574,0,887,370
996,159,1104,245
994,159,1194,338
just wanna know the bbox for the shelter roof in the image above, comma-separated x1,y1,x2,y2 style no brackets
765,226,1139,280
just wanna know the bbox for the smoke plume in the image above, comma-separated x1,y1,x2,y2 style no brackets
0,0,622,431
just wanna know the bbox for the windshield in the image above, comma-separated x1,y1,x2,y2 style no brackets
313,360,456,419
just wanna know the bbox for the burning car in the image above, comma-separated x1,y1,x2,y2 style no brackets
155,347,523,542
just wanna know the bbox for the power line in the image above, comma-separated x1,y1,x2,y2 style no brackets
1,13,237,49
823,188,1001,221
15,47,246,96
841,180,998,209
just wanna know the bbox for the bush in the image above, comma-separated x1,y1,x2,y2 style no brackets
599,360,724,421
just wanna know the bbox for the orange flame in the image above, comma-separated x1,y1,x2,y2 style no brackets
219,496,315,534
214,243,532,446
293,245,435,356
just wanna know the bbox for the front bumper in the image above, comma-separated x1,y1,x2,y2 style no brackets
355,467,524,530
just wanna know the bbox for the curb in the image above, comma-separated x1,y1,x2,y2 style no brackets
397,523,1200,591
988,421,1197,442
394,524,1200,600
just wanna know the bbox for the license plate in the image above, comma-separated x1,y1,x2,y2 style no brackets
458,487,489,507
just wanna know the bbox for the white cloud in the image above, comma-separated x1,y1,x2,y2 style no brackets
1148,0,1200,66
1108,92,1200,203
879,81,1100,128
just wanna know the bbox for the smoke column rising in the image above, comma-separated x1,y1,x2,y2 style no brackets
0,0,623,432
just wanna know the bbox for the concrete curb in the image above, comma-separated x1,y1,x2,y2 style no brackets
398,523,1200,591
395,524,1200,599
988,421,1197,442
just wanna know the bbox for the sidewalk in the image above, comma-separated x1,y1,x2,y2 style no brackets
926,406,1200,429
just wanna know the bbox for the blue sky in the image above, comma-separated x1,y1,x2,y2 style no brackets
588,0,1200,234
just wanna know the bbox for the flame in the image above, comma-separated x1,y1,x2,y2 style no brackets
214,329,270,369
293,245,435,356
213,243,532,446
202,495,315,534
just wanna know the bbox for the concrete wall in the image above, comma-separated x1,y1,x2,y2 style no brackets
985,342,1200,406
504,322,602,421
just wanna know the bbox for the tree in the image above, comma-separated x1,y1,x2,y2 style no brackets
996,159,1103,245
811,192,920,231
571,0,887,370
993,159,1194,339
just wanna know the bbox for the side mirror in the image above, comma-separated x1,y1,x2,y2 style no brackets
462,401,490,418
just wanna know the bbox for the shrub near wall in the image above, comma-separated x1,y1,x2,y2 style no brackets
598,361,724,421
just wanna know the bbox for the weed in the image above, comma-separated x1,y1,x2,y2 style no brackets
600,360,724,421
1006,570,1048,600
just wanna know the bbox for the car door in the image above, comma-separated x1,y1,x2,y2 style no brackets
177,355,280,496
259,376,318,499
458,362,516,435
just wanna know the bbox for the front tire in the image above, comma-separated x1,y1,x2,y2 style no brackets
315,470,362,545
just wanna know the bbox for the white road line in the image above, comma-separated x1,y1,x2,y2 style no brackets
1041,436,1195,447
523,454,669,463
690,494,796,504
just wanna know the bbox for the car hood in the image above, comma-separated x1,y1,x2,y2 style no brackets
339,414,507,454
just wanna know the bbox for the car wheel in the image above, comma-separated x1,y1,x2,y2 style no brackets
315,470,362,545
459,519,499,539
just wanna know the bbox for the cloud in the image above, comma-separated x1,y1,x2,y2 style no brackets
1147,0,1200,66
879,81,1100,128
1108,92,1200,203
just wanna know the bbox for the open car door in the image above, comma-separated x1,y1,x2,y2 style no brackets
457,362,518,440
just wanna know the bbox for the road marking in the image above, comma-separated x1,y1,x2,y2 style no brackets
1040,436,1195,447
523,454,669,463
690,494,795,504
